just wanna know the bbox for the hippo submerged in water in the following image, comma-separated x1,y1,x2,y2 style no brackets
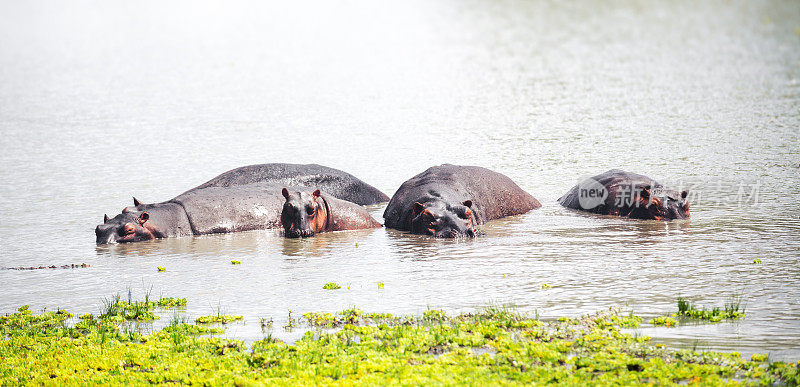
383,164,541,238
557,169,689,220
281,188,381,238
95,164,386,244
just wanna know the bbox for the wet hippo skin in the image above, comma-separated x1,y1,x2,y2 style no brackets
95,164,386,244
557,169,690,220
383,164,541,238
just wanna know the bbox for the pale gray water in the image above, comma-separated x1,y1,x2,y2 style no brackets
1,0,799,360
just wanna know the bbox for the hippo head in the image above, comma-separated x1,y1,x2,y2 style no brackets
407,199,477,238
95,199,157,244
281,188,329,238
627,186,690,220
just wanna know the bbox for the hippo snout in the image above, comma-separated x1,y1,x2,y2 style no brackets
284,229,315,238
95,224,118,244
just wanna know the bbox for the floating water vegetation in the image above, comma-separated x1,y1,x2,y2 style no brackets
1,304,797,385
753,258,762,264
541,283,551,289
649,316,678,327
322,282,341,290
195,315,244,324
675,296,745,322
157,266,166,272
231,260,241,265
99,291,188,322
377,282,384,289
156,297,187,308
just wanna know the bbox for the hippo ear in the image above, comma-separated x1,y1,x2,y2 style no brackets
103,214,110,223
463,200,473,208
282,188,290,200
681,191,688,199
138,212,149,225
313,189,321,198
133,197,141,206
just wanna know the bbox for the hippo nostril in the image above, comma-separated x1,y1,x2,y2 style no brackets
466,229,475,238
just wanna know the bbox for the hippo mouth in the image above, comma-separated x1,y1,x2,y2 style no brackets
284,228,315,238
430,228,479,238
411,224,479,238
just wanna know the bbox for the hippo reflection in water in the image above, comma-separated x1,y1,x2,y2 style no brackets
383,164,541,238
557,169,690,220
95,164,386,244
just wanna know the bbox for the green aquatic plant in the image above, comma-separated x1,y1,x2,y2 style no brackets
649,316,678,327
377,282,384,289
751,353,769,362
422,309,446,322
157,266,166,272
283,310,299,331
99,293,158,322
304,312,338,328
610,313,641,328
97,293,187,322
674,296,745,322
725,295,745,317
753,258,762,264
677,296,691,314
195,315,243,324
541,283,551,289
0,308,800,385
322,282,341,290
260,317,274,332
231,260,241,265
1,305,799,385
157,297,187,308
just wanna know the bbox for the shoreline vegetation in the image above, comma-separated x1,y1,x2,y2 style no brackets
1,297,798,385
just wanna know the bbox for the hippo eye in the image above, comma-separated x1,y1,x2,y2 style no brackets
306,206,315,215
458,208,471,219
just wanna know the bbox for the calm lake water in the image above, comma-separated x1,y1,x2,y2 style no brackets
1,0,799,360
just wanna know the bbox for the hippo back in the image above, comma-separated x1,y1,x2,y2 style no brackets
184,163,389,206
384,164,541,229
319,193,382,231
172,183,298,235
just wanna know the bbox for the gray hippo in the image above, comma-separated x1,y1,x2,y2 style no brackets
185,163,389,205
557,169,689,220
95,164,386,244
383,164,541,237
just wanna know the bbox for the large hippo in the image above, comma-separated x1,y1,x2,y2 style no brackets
557,169,689,220
95,164,386,244
383,164,541,238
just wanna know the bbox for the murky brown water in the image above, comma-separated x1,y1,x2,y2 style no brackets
1,0,798,360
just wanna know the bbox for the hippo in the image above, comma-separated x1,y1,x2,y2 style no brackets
186,163,389,205
383,164,541,238
557,169,689,220
280,188,381,238
96,164,386,244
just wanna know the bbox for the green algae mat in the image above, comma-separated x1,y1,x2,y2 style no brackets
1,302,798,385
